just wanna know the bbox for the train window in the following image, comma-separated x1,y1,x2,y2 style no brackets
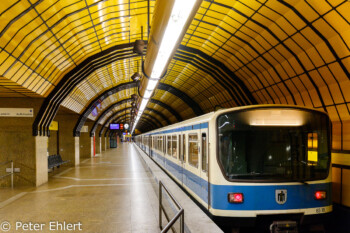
217,109,330,181
202,133,207,172
158,136,162,151
155,136,157,150
163,136,166,154
182,134,186,163
188,134,199,168
172,135,177,158
167,135,172,156
307,133,318,164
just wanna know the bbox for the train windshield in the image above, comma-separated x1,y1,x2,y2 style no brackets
217,108,330,182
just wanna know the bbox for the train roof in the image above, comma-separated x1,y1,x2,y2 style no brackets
141,111,215,135
137,104,328,136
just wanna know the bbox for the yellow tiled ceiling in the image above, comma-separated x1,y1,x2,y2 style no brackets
0,76,42,97
0,0,153,97
1,0,350,146
101,108,131,126
87,88,136,120
152,89,196,120
61,56,141,113
178,0,350,114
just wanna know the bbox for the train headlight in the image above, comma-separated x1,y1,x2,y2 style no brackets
315,191,326,200
228,193,244,203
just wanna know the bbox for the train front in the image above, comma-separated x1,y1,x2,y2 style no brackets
211,106,332,229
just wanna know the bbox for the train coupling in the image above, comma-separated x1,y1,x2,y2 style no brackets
270,220,298,233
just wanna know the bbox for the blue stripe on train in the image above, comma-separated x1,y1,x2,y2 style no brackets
210,182,332,210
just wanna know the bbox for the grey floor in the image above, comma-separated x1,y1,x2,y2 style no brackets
0,143,161,233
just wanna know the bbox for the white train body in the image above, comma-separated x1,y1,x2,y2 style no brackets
134,105,332,224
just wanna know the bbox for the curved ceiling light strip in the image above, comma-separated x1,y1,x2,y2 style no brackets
176,45,257,105
90,105,170,137
75,81,197,136
99,110,132,137
73,82,137,136
140,113,163,128
149,99,183,122
98,98,182,137
145,107,171,125
89,99,133,137
104,114,157,136
157,83,203,116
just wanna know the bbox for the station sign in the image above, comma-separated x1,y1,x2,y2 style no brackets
0,108,34,117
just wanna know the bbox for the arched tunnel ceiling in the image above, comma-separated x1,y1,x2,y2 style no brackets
62,56,141,115
0,0,350,148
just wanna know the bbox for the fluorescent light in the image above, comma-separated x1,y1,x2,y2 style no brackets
151,0,197,79
147,79,158,90
143,89,153,99
250,122,302,126
132,0,199,134
139,99,148,111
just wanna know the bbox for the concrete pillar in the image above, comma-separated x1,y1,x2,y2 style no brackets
80,120,94,158
94,125,101,155
90,136,94,157
35,136,48,186
74,137,80,166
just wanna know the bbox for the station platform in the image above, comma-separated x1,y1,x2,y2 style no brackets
0,143,222,233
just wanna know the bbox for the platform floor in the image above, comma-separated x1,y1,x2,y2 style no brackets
0,143,161,233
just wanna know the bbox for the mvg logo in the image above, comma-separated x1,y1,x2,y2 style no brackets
275,189,287,204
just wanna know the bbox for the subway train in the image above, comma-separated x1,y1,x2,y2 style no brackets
134,105,332,230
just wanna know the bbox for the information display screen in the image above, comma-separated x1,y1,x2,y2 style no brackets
110,124,119,130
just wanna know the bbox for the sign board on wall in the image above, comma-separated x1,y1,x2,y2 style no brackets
0,108,34,117
49,121,58,131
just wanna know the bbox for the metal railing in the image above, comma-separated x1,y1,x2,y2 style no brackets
159,180,184,233
0,160,14,188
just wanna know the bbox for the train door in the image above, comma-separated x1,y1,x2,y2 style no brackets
149,136,152,156
200,128,209,204
163,135,166,167
182,133,187,185
178,134,183,184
